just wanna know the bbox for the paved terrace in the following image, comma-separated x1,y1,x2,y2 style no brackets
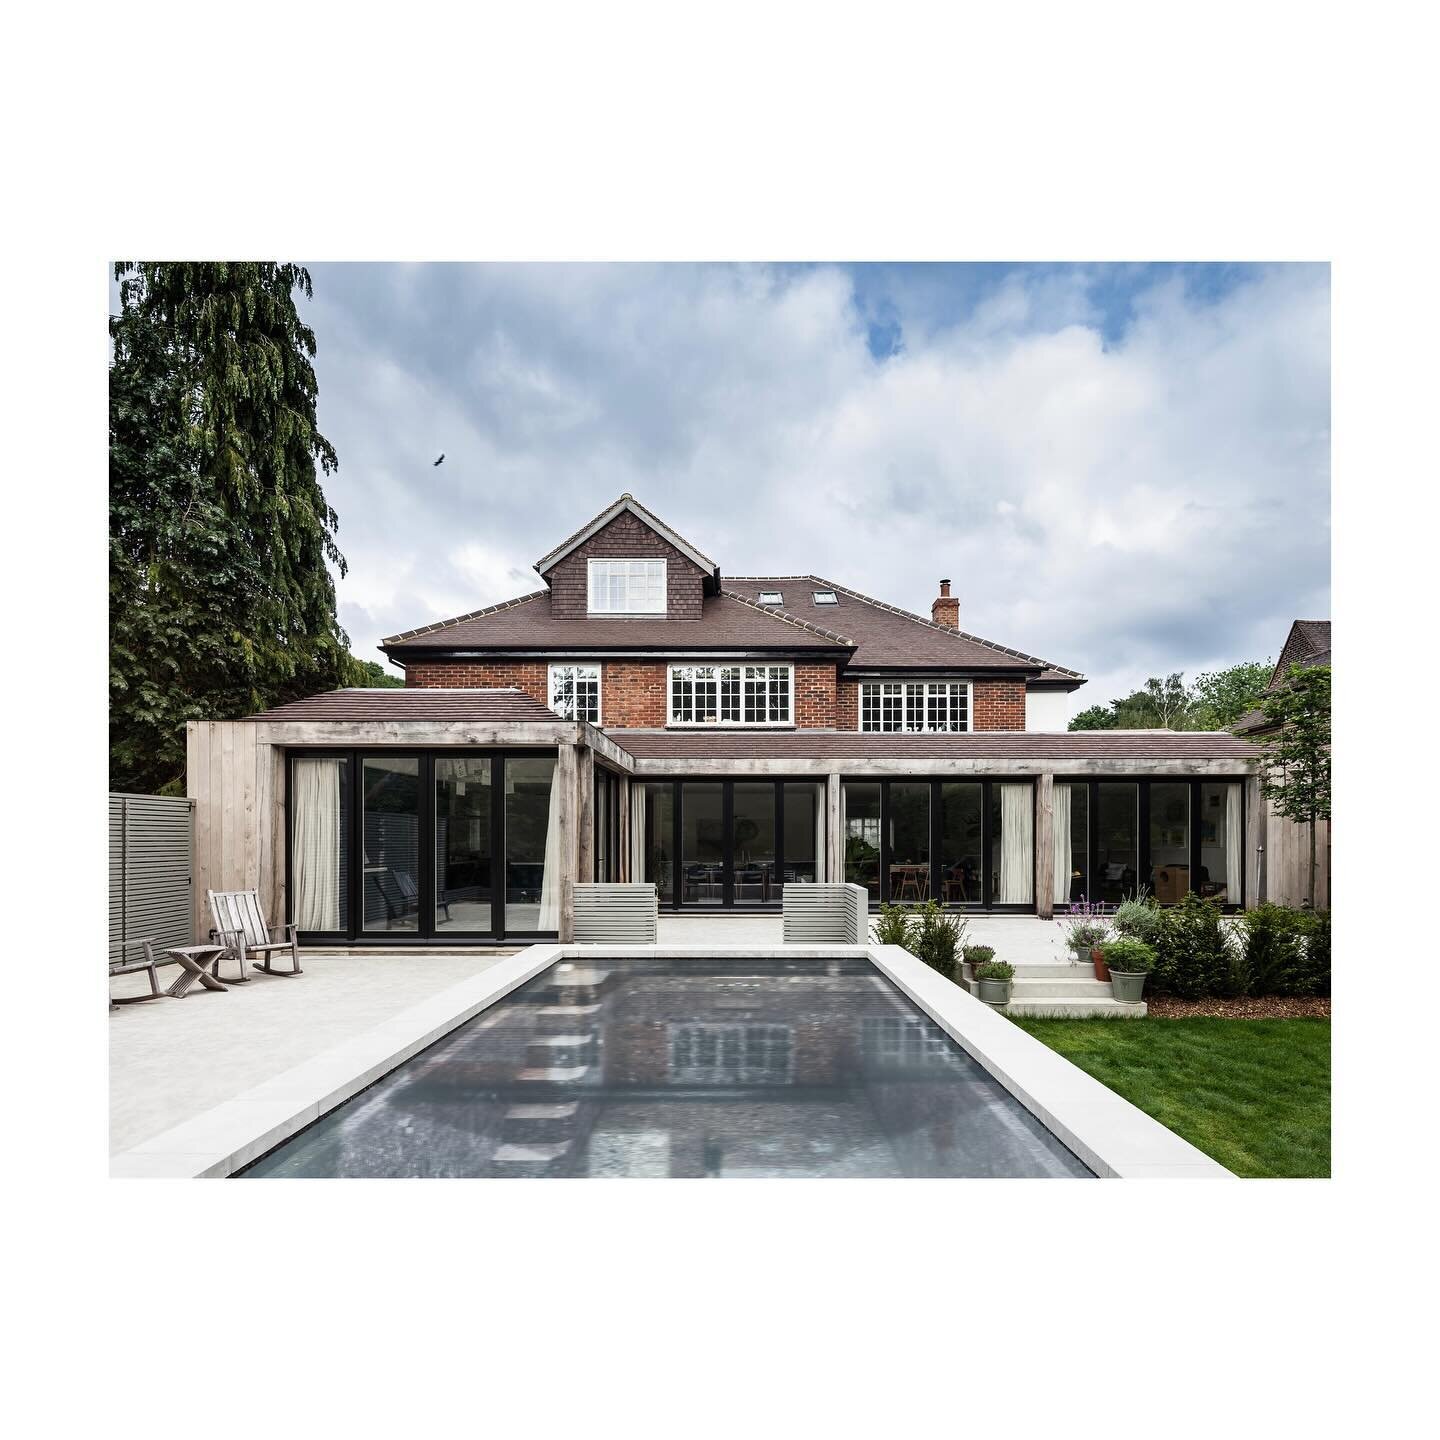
110,916,1074,1154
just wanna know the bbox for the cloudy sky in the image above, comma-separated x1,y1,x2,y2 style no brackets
304,262,1330,714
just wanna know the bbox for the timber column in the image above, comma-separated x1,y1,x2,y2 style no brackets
825,772,843,883
555,744,579,941
1034,772,1055,920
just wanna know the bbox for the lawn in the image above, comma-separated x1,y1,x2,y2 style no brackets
1009,1017,1331,1178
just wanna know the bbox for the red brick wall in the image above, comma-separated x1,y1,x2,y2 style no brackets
794,663,837,728
972,679,1026,730
837,677,1025,730
602,663,668,726
406,660,549,706
545,511,708,620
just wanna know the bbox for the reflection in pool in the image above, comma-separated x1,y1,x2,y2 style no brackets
240,958,1092,1178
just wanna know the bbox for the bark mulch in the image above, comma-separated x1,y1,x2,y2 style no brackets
1145,995,1331,1019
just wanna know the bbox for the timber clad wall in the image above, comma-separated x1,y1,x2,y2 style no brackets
546,512,708,620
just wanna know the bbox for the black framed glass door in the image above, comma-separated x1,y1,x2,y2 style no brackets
288,748,561,942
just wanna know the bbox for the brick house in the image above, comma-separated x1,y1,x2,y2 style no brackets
189,494,1264,942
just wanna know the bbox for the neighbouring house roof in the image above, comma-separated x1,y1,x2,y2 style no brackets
609,729,1257,763
382,590,853,656
245,688,564,723
725,576,1085,680
533,493,717,576
1233,619,1332,734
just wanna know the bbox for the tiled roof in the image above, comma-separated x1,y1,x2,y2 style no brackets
382,591,851,654
1233,619,1332,733
726,576,1084,678
534,493,717,575
608,729,1258,762
246,688,565,723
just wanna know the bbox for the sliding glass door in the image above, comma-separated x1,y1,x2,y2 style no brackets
645,779,826,908
289,749,561,941
1055,777,1245,910
843,778,1036,911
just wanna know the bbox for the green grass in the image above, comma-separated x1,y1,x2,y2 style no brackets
1009,1017,1331,1178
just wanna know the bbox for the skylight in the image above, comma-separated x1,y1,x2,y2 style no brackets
813,590,838,605
758,590,783,605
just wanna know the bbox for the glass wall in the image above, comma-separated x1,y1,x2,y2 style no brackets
434,757,492,933
363,756,421,932
1199,782,1244,905
644,782,676,904
783,782,821,884
1052,782,1088,907
732,782,777,903
1148,782,1191,902
681,782,725,905
888,783,931,902
505,757,558,932
844,782,883,900
991,783,1034,905
938,783,982,905
1095,782,1138,904
290,756,350,932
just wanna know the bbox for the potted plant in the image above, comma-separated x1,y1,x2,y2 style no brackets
975,959,1014,1005
961,943,994,988
1057,903,1111,975
1098,938,1155,1003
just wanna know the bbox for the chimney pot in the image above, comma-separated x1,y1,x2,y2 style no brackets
932,579,959,630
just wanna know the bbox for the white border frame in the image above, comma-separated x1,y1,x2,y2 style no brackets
112,943,1232,1179
667,662,795,727
548,661,602,724
858,678,974,733
586,556,667,614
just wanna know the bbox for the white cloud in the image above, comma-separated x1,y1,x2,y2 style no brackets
310,263,1329,707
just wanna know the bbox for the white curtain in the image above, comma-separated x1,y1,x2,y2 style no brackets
1225,782,1243,903
293,758,341,930
629,782,646,882
813,783,825,882
537,762,564,930
997,783,1035,904
1052,782,1072,907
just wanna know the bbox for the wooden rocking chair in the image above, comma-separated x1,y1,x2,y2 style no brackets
208,890,303,980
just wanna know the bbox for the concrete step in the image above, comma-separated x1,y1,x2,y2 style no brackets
1006,997,1147,1019
1008,977,1115,999
1005,963,1100,979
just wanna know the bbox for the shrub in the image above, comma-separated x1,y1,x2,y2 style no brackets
976,960,1015,981
962,943,996,966
873,902,916,948
1301,909,1331,997
1236,904,1332,996
1113,892,1163,945
913,901,967,979
1150,894,1237,998
1098,938,1156,973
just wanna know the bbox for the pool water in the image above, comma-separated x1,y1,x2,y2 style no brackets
239,958,1092,1178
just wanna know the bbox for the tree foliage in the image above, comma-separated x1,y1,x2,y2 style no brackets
110,262,353,794
1067,660,1271,732
1253,662,1332,907
350,658,404,688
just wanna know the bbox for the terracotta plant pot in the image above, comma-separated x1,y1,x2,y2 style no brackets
1091,947,1111,982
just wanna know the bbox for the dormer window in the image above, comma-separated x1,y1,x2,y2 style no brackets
588,558,667,614
758,590,783,605
813,589,838,605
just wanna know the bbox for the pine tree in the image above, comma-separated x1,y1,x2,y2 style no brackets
110,262,353,793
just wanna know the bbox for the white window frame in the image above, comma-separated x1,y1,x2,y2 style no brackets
587,558,667,614
548,663,602,723
859,680,972,733
668,664,793,726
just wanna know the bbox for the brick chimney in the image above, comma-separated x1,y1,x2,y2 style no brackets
931,578,959,629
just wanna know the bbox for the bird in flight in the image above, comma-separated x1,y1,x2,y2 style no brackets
433,454,445,467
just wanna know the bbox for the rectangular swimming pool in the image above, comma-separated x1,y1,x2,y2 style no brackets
240,956,1093,1178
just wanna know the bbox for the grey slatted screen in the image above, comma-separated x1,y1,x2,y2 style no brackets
573,883,659,943
781,883,869,944
108,794,194,962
